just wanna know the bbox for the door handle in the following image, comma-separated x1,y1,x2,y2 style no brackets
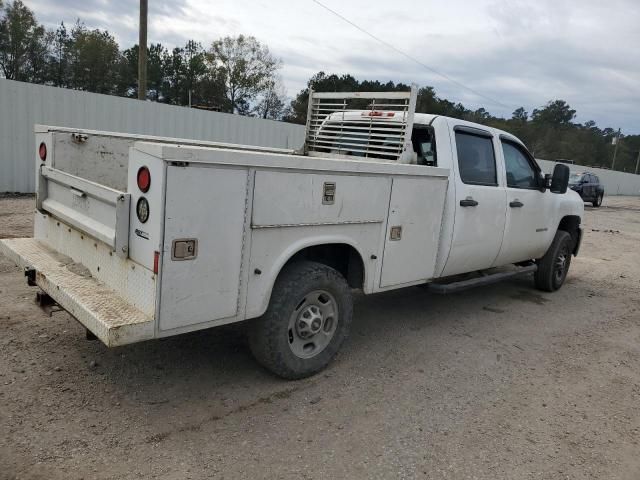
459,198,478,207
509,200,524,208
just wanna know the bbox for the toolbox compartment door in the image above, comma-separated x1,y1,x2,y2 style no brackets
379,176,448,287
159,165,248,331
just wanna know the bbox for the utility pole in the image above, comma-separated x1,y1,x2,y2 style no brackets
611,128,621,170
137,0,148,100
635,150,640,175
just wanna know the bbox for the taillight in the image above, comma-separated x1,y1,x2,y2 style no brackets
153,251,160,274
136,197,149,223
137,166,151,192
38,142,47,161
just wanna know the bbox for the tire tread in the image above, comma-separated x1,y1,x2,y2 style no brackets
248,261,352,380
535,230,573,292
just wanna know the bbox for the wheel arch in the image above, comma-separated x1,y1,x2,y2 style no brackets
248,236,368,318
557,215,582,255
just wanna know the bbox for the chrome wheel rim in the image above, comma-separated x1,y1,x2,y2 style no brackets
554,245,570,283
287,290,338,359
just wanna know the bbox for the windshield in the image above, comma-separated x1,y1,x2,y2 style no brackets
569,173,582,184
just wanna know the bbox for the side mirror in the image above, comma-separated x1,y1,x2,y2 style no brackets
550,164,570,194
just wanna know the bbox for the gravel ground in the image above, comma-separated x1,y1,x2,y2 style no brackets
1,195,639,480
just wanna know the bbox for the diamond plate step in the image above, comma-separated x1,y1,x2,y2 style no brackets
0,238,154,346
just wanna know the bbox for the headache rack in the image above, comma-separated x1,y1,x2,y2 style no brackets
304,86,417,163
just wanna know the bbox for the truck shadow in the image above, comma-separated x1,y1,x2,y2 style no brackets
31,273,572,448
87,275,543,395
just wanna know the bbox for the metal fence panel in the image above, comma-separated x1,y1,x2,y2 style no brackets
0,79,305,192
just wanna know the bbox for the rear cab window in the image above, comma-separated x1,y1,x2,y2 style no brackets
454,130,497,186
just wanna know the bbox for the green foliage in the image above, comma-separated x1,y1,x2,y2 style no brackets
0,0,47,81
532,100,576,125
210,35,281,113
254,76,286,119
66,22,120,93
0,1,285,117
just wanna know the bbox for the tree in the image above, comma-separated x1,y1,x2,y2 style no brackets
210,35,280,114
147,43,169,101
182,40,208,105
47,22,71,87
0,0,47,81
67,22,122,93
162,40,218,106
511,107,528,123
254,75,286,119
531,100,576,125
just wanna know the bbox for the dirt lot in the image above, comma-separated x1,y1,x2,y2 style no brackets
1,195,639,480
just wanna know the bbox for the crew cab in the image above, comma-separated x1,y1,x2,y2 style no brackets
0,87,584,379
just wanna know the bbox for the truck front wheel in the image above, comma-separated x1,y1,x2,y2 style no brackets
248,261,353,379
534,230,573,292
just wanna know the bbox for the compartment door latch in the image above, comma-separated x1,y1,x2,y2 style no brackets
172,239,198,260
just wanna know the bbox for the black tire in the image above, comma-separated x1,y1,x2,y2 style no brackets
592,193,603,207
248,261,353,380
534,230,573,292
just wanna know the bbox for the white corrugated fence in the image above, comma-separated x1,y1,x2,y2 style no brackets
0,79,305,192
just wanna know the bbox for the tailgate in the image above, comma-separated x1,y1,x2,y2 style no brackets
0,237,153,346
36,165,130,257
36,129,131,258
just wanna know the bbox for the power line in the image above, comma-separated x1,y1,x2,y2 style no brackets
310,0,512,110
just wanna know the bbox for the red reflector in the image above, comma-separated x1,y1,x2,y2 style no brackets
39,142,47,161
137,166,151,193
361,111,395,117
153,251,160,274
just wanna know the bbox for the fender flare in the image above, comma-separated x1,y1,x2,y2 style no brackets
248,234,369,318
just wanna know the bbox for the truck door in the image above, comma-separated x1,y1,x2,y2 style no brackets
441,125,507,276
492,139,553,265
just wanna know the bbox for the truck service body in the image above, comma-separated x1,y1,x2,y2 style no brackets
0,88,583,378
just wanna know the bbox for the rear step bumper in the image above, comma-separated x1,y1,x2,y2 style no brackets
0,238,153,347
429,264,537,294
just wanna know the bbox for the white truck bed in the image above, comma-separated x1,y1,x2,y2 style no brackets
0,125,450,345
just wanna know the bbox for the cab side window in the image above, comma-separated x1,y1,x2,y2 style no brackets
411,127,436,166
455,132,497,186
501,141,538,189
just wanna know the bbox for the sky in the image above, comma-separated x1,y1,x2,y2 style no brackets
24,0,640,133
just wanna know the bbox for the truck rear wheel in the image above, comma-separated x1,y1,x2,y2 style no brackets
534,230,573,292
248,261,353,379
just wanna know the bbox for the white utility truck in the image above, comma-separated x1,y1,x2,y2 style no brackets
0,88,583,379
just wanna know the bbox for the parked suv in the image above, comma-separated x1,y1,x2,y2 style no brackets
569,172,604,207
